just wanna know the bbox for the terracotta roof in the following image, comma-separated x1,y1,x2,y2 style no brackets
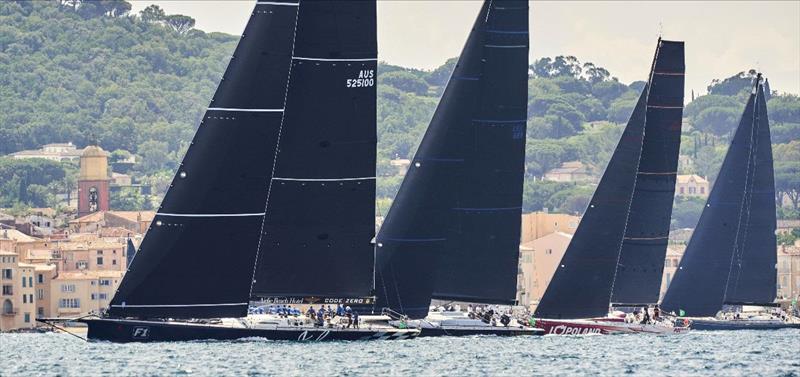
0,228,39,242
70,212,106,224
519,231,573,249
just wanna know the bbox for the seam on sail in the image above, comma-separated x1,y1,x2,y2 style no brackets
272,177,375,182
484,44,527,48
653,71,685,76
637,171,678,175
452,207,521,211
382,238,447,242
473,119,527,123
112,303,247,308
256,2,299,6
207,108,285,112
292,56,377,62
647,105,682,109
157,213,265,217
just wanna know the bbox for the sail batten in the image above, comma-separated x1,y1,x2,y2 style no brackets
662,76,776,316
375,0,528,318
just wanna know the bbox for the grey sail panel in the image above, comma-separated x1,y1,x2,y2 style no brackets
611,40,685,305
661,79,772,316
108,1,298,319
375,0,528,318
251,1,377,299
534,87,648,319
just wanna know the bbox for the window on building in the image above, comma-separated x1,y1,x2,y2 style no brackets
2,299,12,314
666,273,672,286
23,294,27,304
99,279,111,286
700,187,705,194
37,289,43,300
58,298,80,308
91,293,96,300
22,276,26,288
1,269,11,279
689,187,696,194
28,276,32,287
679,187,685,194
37,274,43,284
113,249,117,254
76,261,88,269
99,293,108,300
97,250,103,255
2,285,12,296
37,307,44,316
97,257,103,265
24,312,30,323
112,259,117,266
546,249,552,255
61,284,75,293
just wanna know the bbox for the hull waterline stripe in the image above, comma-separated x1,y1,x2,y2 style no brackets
292,56,377,62
111,302,247,308
256,2,299,5
272,177,376,182
207,108,285,112
157,212,265,217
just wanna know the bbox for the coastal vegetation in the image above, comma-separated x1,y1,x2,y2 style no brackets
0,1,798,229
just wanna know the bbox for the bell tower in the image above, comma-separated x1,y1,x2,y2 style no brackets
78,146,110,217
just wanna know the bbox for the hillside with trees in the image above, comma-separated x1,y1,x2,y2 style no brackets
1,1,798,232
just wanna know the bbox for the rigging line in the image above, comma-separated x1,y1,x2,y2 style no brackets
249,2,301,297
723,81,760,301
609,40,661,303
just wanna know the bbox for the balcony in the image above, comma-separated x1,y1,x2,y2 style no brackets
1,309,17,316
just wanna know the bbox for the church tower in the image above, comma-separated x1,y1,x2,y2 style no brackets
78,146,110,217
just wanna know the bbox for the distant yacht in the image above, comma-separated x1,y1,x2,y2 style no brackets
374,0,541,337
42,0,418,342
661,74,800,330
533,38,690,335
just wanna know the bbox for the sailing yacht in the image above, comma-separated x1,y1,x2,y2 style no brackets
44,0,419,342
374,0,541,336
533,39,690,335
661,74,800,330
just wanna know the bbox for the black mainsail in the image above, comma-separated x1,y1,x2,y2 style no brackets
250,1,377,300
375,0,528,318
661,75,776,316
611,41,685,305
535,39,684,319
109,0,376,318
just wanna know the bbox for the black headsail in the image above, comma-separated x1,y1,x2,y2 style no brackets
250,1,377,301
662,76,776,316
109,0,299,319
375,0,528,318
611,40,685,305
535,39,685,319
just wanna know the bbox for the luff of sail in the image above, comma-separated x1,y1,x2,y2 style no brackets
661,76,776,316
611,40,685,305
250,1,378,300
109,0,299,319
375,0,528,319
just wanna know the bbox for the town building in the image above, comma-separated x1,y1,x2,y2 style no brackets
1,251,36,331
389,158,411,175
517,232,572,309
777,242,800,301
660,245,686,299
675,174,709,198
543,161,595,183
78,146,111,217
520,211,580,243
50,270,124,318
68,211,155,234
8,142,83,162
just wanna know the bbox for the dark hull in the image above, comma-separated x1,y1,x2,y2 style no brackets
80,318,418,343
690,319,800,331
417,326,543,337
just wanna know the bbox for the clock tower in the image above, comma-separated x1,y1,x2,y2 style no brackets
77,146,110,217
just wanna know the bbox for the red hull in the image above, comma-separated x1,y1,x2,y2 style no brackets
535,318,688,335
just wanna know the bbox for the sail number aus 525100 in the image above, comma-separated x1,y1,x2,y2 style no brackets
346,70,375,88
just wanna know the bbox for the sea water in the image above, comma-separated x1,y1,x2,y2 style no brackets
1,329,798,376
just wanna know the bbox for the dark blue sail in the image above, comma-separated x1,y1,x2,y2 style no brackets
534,88,647,319
109,0,299,319
662,77,776,316
250,1,377,300
375,0,528,318
611,40,685,305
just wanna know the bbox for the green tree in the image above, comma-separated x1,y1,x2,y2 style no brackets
164,14,196,34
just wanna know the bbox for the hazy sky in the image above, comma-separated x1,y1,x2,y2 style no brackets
130,1,800,96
